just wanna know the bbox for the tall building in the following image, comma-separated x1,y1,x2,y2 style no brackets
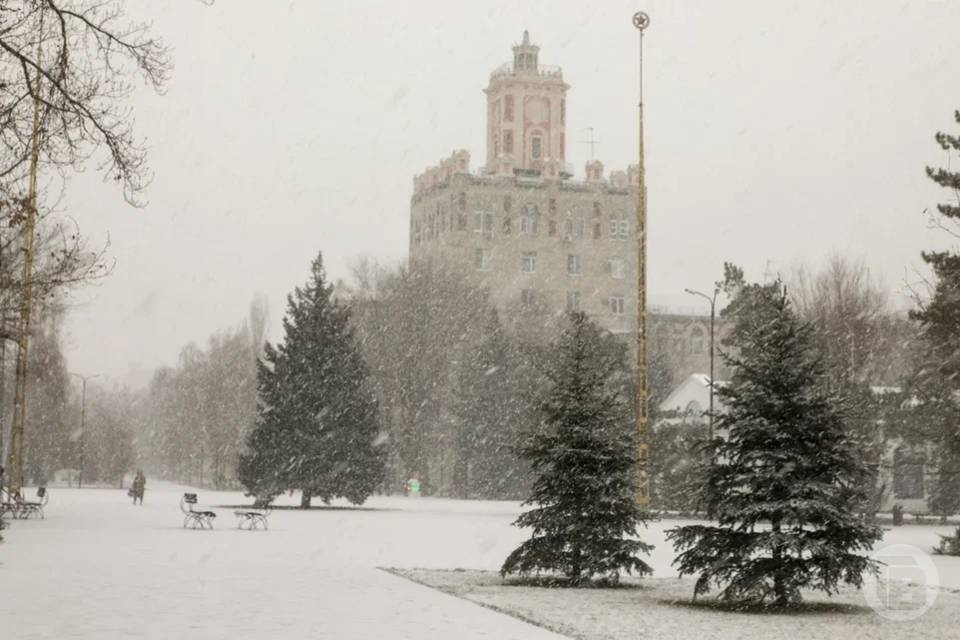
409,31,641,342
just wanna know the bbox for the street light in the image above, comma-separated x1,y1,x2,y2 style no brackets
70,372,100,488
684,287,718,442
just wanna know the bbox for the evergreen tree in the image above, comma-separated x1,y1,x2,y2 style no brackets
501,313,652,585
238,252,385,506
452,308,526,499
650,418,709,513
668,277,882,607
24,312,74,484
902,110,960,519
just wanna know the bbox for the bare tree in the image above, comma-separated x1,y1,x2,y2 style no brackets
788,254,895,386
0,1,171,492
0,0,171,204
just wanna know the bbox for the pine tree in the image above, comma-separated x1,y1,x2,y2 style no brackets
238,252,385,506
903,110,960,520
668,277,882,607
452,308,527,499
501,313,652,585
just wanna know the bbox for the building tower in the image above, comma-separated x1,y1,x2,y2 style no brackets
484,31,570,179
411,31,640,344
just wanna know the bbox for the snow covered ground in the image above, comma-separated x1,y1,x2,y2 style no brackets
2,482,958,639
392,569,960,640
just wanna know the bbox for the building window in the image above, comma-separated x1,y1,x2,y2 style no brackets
567,254,581,276
593,223,602,239
609,296,626,315
503,129,514,154
457,213,468,231
505,95,514,122
473,211,494,239
609,215,629,240
521,289,536,306
894,448,925,499
458,192,466,211
566,291,580,311
475,248,492,271
548,199,557,215
531,135,542,160
520,204,539,235
503,216,512,235
690,326,705,354
564,215,585,240
608,258,625,279
593,202,602,218
521,251,537,273
504,195,512,214
548,219,557,237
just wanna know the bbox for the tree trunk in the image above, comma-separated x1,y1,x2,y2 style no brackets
771,517,788,606
300,492,312,509
452,446,469,499
571,545,582,585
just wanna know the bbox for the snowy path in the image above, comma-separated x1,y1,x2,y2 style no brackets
2,484,958,639
0,484,565,639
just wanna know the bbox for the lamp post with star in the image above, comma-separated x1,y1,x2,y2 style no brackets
632,10,651,507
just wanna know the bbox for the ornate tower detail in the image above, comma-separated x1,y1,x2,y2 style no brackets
484,31,570,179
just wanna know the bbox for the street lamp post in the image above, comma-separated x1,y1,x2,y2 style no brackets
632,10,651,507
684,287,719,442
70,372,99,488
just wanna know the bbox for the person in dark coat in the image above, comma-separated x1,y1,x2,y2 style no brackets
132,470,146,505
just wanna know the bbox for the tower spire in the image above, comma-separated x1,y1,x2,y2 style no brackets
512,29,540,72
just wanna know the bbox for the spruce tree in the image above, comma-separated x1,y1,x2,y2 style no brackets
902,110,960,520
238,252,385,506
501,312,652,585
668,277,882,607
452,307,526,499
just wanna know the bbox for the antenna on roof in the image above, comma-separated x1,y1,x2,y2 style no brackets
579,127,600,161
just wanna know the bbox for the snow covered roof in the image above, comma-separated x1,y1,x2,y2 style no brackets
659,373,728,415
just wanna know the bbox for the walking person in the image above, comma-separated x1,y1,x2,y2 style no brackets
132,470,146,505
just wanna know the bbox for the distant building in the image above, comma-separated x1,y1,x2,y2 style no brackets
650,312,733,384
409,31,641,343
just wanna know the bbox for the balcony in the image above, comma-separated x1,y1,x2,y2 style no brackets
490,62,563,81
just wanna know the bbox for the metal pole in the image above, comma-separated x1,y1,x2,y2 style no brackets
632,11,650,507
708,297,715,441
79,378,85,488
70,372,99,489
684,287,719,441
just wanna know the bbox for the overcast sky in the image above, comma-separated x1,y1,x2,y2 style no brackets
59,0,960,385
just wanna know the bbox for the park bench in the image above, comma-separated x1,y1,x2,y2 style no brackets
0,487,19,520
1,487,47,520
233,502,271,530
180,493,216,529
17,487,48,520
